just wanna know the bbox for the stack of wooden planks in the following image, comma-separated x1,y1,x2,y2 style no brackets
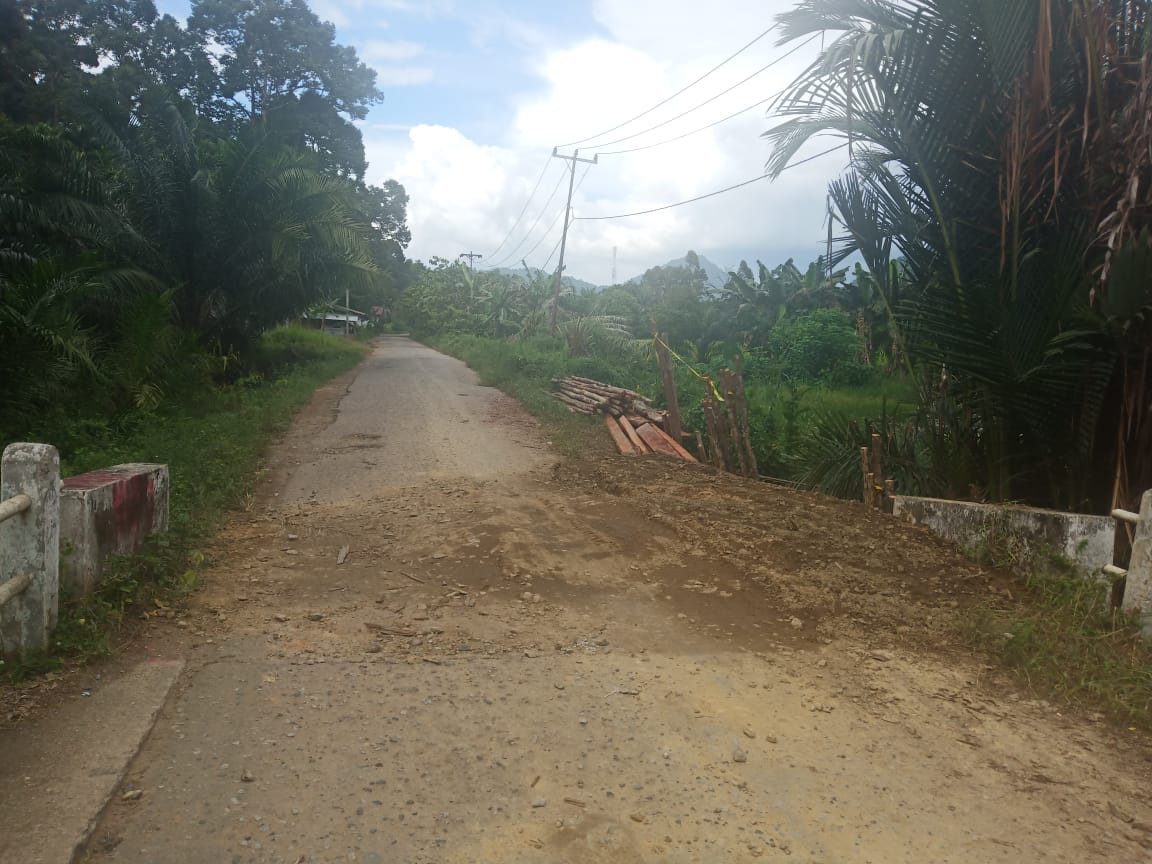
551,376,696,461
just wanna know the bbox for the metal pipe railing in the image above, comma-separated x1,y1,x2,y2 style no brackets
0,492,31,525
0,572,31,607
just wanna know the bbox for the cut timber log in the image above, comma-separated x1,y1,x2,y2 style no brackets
566,377,648,401
604,415,637,455
617,416,650,453
635,423,682,458
552,393,596,414
645,423,697,462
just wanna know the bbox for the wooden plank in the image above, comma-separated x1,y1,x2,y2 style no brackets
635,423,681,458
617,415,650,453
604,415,637,454
645,423,697,461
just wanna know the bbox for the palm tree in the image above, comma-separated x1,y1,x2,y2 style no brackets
765,0,1143,511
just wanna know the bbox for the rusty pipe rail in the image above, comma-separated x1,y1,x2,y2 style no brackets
0,493,35,608
0,572,31,607
0,493,31,525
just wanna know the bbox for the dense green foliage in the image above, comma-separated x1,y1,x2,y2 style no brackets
0,0,411,439
402,252,917,489
5,326,365,678
766,0,1152,514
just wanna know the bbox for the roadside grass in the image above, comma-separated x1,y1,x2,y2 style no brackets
1,326,366,681
965,554,1152,732
425,333,650,456
422,333,1152,733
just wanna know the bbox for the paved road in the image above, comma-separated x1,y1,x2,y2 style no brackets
72,337,1152,863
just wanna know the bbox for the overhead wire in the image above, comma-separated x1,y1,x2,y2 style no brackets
483,166,568,269
481,156,553,261
555,23,779,149
595,94,775,156
572,141,849,223
586,32,822,153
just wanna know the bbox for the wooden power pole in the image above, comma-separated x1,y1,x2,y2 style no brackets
458,251,482,275
549,147,597,336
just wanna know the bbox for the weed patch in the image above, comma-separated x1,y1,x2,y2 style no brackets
967,562,1152,731
1,326,365,680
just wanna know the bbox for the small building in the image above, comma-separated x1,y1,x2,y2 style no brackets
302,309,368,336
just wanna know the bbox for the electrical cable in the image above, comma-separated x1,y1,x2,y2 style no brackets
555,23,779,149
573,174,768,221
483,167,568,269
481,156,553,261
586,32,821,152
573,140,848,222
595,95,774,156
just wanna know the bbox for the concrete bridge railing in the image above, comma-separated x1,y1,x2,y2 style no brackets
1,443,169,659
0,443,61,658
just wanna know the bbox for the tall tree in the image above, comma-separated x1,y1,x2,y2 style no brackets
188,0,381,176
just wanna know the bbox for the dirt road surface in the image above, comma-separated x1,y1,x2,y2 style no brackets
77,337,1152,863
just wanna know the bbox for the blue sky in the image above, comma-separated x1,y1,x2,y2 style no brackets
156,1,842,285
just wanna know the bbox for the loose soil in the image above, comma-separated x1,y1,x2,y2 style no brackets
43,338,1152,861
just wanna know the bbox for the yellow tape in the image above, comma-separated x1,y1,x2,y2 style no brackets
654,334,725,402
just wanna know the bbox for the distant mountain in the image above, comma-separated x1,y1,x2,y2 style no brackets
626,253,729,291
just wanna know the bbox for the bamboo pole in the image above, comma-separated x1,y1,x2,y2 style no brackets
695,430,707,463
860,446,872,510
703,390,731,472
731,355,759,478
721,370,750,477
654,334,684,443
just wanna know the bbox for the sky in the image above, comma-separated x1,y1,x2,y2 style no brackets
157,0,847,286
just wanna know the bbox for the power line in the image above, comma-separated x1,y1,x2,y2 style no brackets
575,174,768,221
484,166,568,270
596,94,774,156
573,140,849,222
587,32,822,152
556,23,779,149
482,157,553,261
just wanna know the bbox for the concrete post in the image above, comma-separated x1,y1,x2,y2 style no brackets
1122,490,1152,636
0,443,61,658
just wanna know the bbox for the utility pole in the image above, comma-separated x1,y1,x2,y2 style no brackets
550,147,597,336
458,251,482,275
611,246,618,285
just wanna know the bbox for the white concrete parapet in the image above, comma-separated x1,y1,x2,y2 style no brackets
0,443,61,658
60,464,169,598
891,495,1115,572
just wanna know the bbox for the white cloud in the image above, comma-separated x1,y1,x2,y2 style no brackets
363,0,843,284
360,39,425,63
373,66,435,87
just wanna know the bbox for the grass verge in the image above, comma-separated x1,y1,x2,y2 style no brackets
1,326,366,681
423,333,635,456
966,557,1152,732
